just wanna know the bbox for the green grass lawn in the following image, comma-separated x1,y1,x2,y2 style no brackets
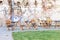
12,31,60,40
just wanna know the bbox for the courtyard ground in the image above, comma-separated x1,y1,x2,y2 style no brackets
0,26,60,40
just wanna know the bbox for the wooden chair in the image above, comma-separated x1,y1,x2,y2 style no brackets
25,20,31,29
46,17,52,28
54,21,60,27
30,19,38,30
40,20,47,28
6,19,15,30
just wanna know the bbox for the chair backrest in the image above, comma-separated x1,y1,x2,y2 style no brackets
6,19,11,25
46,17,52,24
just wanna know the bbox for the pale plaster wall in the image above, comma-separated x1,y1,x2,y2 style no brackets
0,0,60,21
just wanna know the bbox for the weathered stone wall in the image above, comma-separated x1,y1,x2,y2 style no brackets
0,0,60,20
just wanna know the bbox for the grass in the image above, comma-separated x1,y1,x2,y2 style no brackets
12,30,60,40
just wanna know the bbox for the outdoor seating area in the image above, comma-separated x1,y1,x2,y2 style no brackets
0,0,60,31
0,0,60,40
5,17,60,31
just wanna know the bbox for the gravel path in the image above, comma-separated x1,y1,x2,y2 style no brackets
0,26,13,40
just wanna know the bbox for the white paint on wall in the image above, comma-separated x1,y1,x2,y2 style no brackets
0,0,60,21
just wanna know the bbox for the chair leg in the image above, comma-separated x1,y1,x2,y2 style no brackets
12,26,15,31
7,27,10,31
20,25,23,30
34,25,37,30
26,26,29,29
26,24,30,29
